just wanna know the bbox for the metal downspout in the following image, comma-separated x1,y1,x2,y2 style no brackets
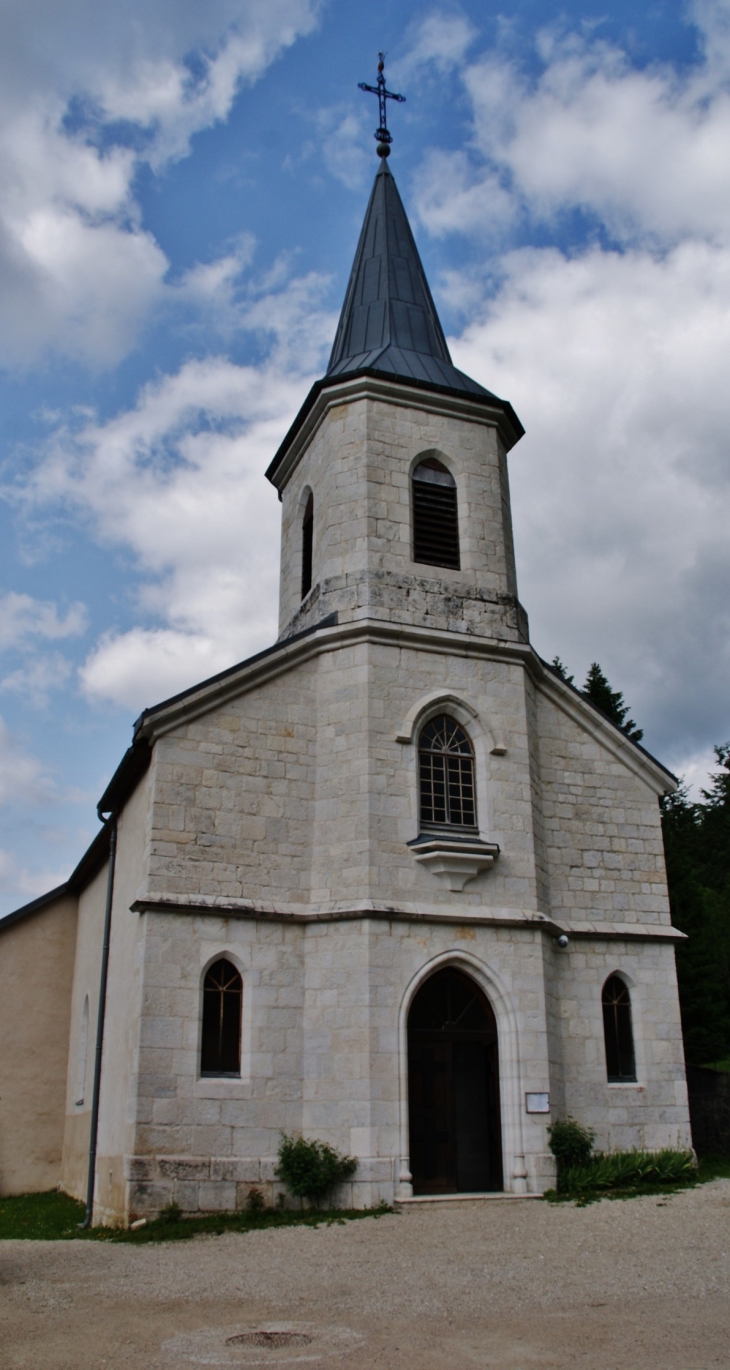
81,811,118,1228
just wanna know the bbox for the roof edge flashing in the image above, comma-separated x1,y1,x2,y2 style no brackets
266,369,524,494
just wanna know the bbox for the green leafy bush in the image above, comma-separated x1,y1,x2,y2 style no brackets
246,1187,265,1213
559,1148,696,1195
547,1117,595,1170
276,1134,357,1206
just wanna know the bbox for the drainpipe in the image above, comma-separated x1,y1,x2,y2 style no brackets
81,810,118,1229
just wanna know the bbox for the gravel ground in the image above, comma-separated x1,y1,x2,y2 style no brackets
1,1182,729,1369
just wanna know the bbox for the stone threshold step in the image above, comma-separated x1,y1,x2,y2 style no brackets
396,1191,544,1205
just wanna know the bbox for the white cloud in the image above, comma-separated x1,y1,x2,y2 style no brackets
673,745,724,802
0,592,87,649
80,627,246,712
0,652,73,706
21,271,335,710
308,108,372,191
414,2,730,248
0,593,86,704
0,715,55,804
450,237,730,760
0,0,322,365
0,846,75,899
174,235,257,330
414,148,516,240
396,12,477,80
396,4,730,765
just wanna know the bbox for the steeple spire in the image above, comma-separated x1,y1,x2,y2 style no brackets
327,157,497,399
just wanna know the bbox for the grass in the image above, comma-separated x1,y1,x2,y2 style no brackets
0,1190,87,1240
3,1158,730,1236
0,1191,393,1242
545,1147,730,1206
697,1154,730,1182
700,1057,730,1073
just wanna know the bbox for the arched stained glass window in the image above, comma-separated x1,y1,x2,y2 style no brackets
301,492,313,600
201,958,242,1077
419,714,476,831
602,975,636,1082
412,458,460,571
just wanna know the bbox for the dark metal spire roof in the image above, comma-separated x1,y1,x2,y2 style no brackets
326,157,496,399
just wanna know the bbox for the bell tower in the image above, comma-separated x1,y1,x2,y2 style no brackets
266,111,526,647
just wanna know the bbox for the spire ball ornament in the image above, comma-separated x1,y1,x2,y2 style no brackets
358,52,405,157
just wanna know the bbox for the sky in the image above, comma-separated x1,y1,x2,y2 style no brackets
1,0,729,915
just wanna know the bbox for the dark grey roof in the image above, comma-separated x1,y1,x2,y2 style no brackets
327,157,496,399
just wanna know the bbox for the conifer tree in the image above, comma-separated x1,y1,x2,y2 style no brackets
582,662,643,742
661,746,730,1064
551,656,574,684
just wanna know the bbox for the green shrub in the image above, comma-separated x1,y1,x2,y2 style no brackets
246,1187,266,1213
547,1117,595,1170
276,1134,357,1206
558,1148,696,1195
159,1201,182,1224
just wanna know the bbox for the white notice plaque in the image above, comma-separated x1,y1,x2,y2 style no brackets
525,1092,550,1114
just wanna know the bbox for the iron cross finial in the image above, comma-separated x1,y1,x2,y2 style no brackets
358,53,405,158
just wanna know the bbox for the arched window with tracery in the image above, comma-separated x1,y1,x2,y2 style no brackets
301,491,313,599
419,715,477,832
412,458,460,570
201,958,242,1077
602,975,636,1082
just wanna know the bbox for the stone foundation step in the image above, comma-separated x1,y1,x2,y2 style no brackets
396,1191,544,1205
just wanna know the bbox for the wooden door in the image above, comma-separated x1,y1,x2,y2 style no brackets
408,968,502,1194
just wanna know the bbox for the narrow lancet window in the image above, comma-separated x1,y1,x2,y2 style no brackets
412,458,460,570
75,995,89,1106
201,958,242,1076
602,975,636,1082
419,714,476,831
301,492,313,599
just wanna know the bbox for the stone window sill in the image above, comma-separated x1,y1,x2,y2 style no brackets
408,834,500,892
195,1077,252,1099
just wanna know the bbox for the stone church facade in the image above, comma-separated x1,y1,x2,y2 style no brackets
0,157,691,1223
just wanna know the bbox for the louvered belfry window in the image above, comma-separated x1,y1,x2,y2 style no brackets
412,458,460,570
201,958,242,1076
419,714,477,831
301,492,313,600
602,975,637,1082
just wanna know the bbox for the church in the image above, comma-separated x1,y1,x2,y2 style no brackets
0,138,692,1223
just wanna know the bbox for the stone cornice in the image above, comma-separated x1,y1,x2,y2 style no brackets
134,614,675,796
131,893,684,941
265,372,523,496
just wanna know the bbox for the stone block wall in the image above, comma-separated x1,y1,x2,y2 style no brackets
142,636,551,917
547,938,690,1152
536,689,672,928
126,911,566,1218
277,388,525,642
145,657,319,907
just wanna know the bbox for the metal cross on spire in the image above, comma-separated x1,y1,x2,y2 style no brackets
358,53,405,158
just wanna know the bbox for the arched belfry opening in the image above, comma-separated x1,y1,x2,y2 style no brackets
407,966,502,1194
412,457,460,570
301,491,313,600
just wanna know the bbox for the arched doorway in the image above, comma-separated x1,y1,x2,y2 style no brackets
407,967,503,1194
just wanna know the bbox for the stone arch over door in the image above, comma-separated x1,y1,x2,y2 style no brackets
396,951,527,1198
